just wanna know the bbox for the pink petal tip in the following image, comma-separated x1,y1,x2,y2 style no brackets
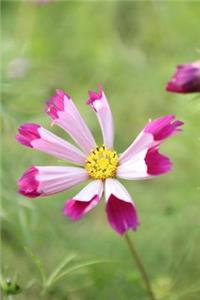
16,123,40,148
45,89,70,119
106,195,140,235
144,115,184,141
86,85,103,105
145,147,172,175
18,166,41,198
64,195,100,221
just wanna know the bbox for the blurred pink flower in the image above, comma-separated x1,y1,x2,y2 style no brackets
16,87,183,235
7,57,30,79
166,60,200,93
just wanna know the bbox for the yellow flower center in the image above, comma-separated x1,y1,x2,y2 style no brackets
85,145,119,180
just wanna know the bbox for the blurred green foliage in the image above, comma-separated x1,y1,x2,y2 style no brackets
1,1,200,299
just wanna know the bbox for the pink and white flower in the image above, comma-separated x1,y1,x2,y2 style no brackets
16,87,183,235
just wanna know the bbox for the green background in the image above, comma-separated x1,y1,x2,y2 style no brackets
1,1,200,299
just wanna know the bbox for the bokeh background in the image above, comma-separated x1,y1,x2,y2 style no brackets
1,1,200,299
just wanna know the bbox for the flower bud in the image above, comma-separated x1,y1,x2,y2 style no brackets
166,60,200,93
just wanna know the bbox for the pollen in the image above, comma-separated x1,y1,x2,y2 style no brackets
85,145,119,180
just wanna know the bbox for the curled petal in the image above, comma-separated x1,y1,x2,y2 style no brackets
64,180,103,220
46,89,65,119
166,61,200,93
18,166,88,198
145,147,172,175
16,123,40,148
144,115,184,142
18,167,41,198
16,123,86,165
46,89,96,154
105,179,139,235
86,85,114,149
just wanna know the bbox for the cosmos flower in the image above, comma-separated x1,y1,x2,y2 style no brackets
166,60,200,93
16,87,183,235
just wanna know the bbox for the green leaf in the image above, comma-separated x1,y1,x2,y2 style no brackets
24,247,46,287
45,253,77,288
54,260,113,284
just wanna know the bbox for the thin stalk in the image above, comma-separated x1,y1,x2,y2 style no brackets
124,233,157,300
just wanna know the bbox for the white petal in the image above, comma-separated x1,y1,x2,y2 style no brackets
105,178,133,204
117,149,150,180
32,127,86,165
73,180,103,202
36,166,88,195
119,131,153,164
87,87,114,149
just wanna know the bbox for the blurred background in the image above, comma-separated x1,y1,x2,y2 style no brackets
1,1,200,299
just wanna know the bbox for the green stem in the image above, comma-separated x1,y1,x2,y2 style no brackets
124,233,157,300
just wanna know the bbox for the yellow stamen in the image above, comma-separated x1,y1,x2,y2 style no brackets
85,145,119,180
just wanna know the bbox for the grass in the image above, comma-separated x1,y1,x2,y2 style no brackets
1,1,200,299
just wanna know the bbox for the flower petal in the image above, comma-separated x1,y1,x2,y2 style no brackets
86,86,114,149
46,89,96,154
64,180,103,220
119,115,183,164
119,131,154,164
18,167,41,198
18,166,88,198
117,147,172,180
166,61,200,93
16,123,86,165
117,149,149,180
144,115,184,142
16,123,40,148
105,179,139,235
145,147,172,175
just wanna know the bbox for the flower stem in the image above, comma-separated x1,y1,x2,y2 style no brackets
124,233,157,300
